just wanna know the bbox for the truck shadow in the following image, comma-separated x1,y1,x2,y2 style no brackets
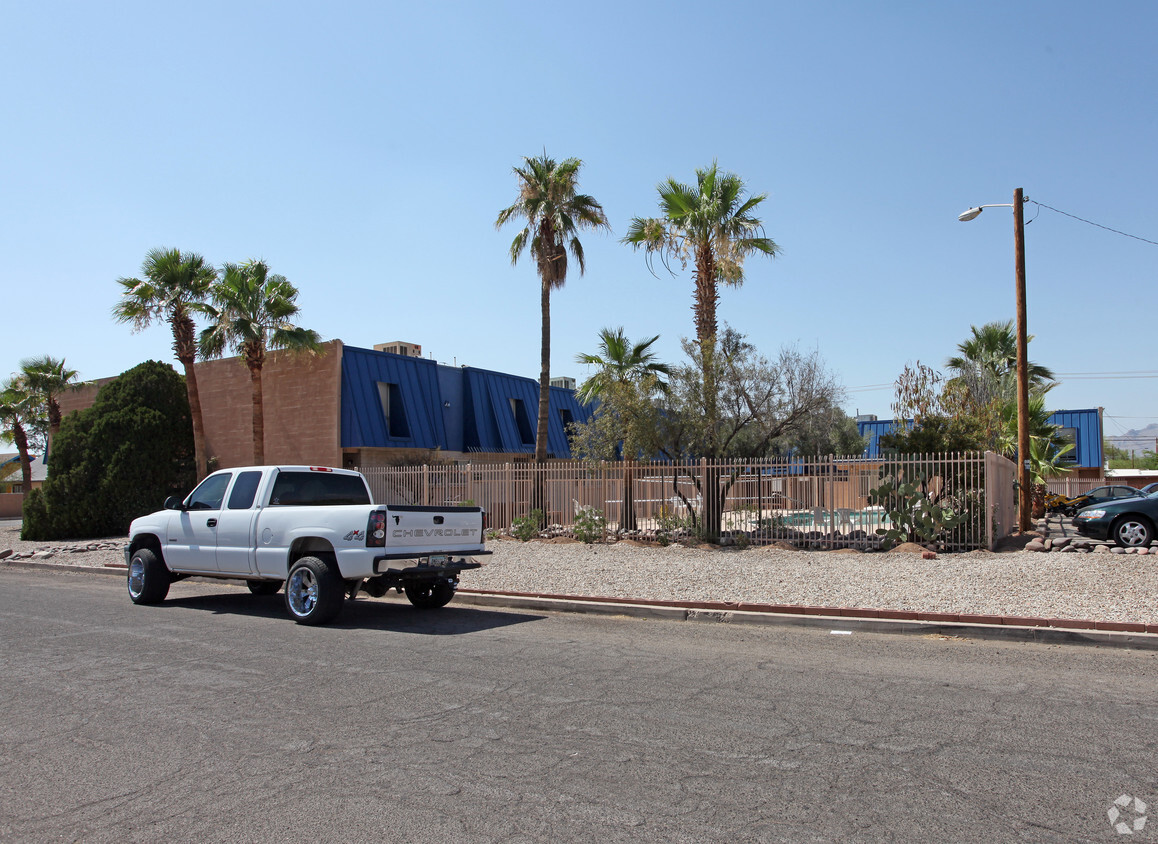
163,589,546,635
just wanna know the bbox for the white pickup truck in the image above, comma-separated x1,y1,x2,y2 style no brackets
124,465,488,625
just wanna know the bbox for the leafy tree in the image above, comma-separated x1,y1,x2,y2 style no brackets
652,329,842,539
21,361,195,540
113,248,217,479
199,259,322,465
0,376,38,491
20,355,79,463
496,153,609,466
573,328,671,532
775,401,867,457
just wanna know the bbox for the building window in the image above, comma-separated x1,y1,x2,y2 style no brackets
377,382,410,438
558,408,574,432
1057,427,1078,463
509,398,535,445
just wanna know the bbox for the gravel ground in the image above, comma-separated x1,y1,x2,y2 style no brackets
4,524,1157,624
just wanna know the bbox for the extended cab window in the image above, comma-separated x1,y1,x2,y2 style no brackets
186,473,232,510
227,471,263,510
268,471,371,506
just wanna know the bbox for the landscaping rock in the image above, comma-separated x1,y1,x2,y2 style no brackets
1025,540,1046,552
0,549,12,560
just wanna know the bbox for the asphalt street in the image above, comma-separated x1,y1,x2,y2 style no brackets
1,567,1156,843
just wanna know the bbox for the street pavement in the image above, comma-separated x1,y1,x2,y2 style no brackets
1,567,1156,843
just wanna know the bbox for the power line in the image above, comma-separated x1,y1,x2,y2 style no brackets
1030,200,1158,247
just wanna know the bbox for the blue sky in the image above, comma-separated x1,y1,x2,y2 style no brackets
3,1,1156,442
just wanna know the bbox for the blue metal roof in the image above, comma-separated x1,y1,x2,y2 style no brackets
462,366,593,456
341,345,594,457
857,409,1103,468
340,345,449,450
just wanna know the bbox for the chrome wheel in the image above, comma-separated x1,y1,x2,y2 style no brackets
287,567,319,617
128,558,145,598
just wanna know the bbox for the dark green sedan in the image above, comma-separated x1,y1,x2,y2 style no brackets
1073,491,1158,547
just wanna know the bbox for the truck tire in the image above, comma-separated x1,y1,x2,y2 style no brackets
284,556,344,625
247,580,282,596
127,548,170,604
404,578,455,609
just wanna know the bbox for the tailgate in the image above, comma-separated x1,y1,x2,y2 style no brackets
385,505,485,556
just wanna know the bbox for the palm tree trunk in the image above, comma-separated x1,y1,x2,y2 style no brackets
182,359,209,479
249,363,264,465
621,459,637,533
694,249,722,543
13,422,32,491
532,275,551,525
172,308,209,479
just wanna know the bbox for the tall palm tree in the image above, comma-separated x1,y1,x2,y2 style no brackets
575,328,670,532
199,260,322,465
496,153,609,463
624,163,777,540
20,356,78,464
113,248,217,479
0,376,37,492
624,162,779,366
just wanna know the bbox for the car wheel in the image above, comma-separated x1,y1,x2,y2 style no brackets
247,580,282,596
284,556,344,625
1112,518,1153,548
404,578,456,609
127,548,170,604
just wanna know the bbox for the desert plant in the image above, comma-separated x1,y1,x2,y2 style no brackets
866,474,968,550
511,509,544,542
572,505,606,544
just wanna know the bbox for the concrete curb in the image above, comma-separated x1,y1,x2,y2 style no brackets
6,559,1157,650
454,590,1158,651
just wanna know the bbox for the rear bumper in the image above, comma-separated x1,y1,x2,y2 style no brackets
373,552,489,578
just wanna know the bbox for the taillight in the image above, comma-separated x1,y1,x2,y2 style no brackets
367,511,386,547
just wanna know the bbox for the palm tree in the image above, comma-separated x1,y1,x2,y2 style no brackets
575,328,671,532
575,328,670,403
946,320,1055,390
624,163,778,540
20,356,78,464
496,153,609,464
624,162,779,363
113,248,217,479
0,377,37,492
199,260,322,465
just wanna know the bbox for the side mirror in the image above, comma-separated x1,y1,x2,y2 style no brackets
164,496,186,511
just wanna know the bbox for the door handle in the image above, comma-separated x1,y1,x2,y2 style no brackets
207,518,218,528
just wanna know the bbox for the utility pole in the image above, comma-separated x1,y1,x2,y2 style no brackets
1013,188,1032,533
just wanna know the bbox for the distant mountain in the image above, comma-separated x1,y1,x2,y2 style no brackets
1107,423,1158,456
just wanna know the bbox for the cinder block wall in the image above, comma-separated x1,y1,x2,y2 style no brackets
54,343,344,472
197,340,343,469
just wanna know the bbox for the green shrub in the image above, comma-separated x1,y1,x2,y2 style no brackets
22,361,195,540
511,509,544,542
572,506,605,544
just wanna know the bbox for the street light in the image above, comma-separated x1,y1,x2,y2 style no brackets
958,188,1032,534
